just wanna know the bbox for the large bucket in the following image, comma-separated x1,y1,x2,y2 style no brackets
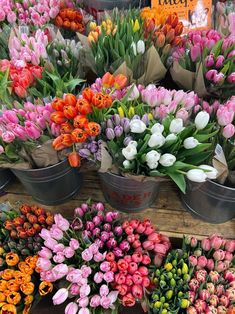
11,159,83,205
85,0,142,20
181,179,235,224
99,172,160,212
0,169,14,193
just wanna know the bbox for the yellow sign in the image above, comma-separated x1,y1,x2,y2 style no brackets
151,0,212,33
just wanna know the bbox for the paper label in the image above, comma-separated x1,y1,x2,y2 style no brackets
214,144,227,166
151,0,212,33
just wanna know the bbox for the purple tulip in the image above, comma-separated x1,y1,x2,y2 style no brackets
100,231,110,242
132,115,140,120
79,148,91,158
103,223,111,232
123,136,133,146
119,241,130,251
141,114,149,125
107,238,117,249
113,247,123,257
106,119,114,129
114,226,123,237
114,125,123,137
105,128,115,140
89,141,98,153
121,118,130,133
112,114,121,126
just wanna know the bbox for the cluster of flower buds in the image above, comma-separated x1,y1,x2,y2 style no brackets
54,8,85,33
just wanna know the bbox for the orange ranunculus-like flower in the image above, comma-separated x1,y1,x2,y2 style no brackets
18,262,34,275
0,293,5,302
84,122,101,137
6,291,21,305
60,122,74,134
102,95,112,108
25,256,38,270
1,270,14,281
71,128,87,143
39,281,53,296
76,99,92,115
20,282,34,295
14,272,30,285
24,295,33,305
1,303,17,314
63,105,78,119
52,98,66,111
0,281,7,292
7,280,19,292
73,115,88,129
92,92,105,109
5,253,19,267
20,204,31,215
64,94,77,107
61,134,74,147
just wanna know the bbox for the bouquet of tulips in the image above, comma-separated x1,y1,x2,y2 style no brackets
37,200,171,313
171,29,235,99
0,99,64,169
148,234,235,314
216,1,235,37
78,8,183,85
54,7,85,33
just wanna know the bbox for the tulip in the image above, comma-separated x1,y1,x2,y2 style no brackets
222,124,235,139
205,69,218,81
189,255,197,266
122,143,137,161
206,259,215,271
52,288,69,305
148,133,165,148
102,72,115,89
215,55,225,68
165,133,177,142
169,118,184,134
114,74,127,90
214,72,225,85
209,270,220,283
184,137,199,149
114,126,123,137
187,306,197,314
129,119,146,133
159,153,176,167
136,40,145,54
227,72,235,83
197,256,207,268
217,107,234,126
205,54,214,67
225,240,235,253
191,45,201,62
210,235,223,250
146,150,161,170
195,111,210,130
151,123,164,134
199,165,218,180
65,302,78,314
186,169,207,183
156,33,165,48
199,289,210,301
189,278,199,291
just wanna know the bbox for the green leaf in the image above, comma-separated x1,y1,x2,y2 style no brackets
138,134,151,153
149,170,166,177
167,172,186,193
185,151,213,165
5,145,19,162
194,129,218,142
211,40,223,58
178,125,195,140
64,78,85,92
177,143,212,159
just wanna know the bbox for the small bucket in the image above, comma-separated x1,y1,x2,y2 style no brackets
0,169,14,192
99,172,160,212
181,179,235,224
11,159,83,205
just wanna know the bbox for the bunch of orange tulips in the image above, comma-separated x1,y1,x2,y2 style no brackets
54,8,85,33
0,253,53,314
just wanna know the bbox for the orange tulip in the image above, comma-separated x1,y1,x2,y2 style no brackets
63,105,78,119
3,221,13,231
12,216,25,226
24,295,33,305
54,16,63,27
39,281,53,296
5,253,19,267
1,304,17,314
0,281,7,292
82,88,94,102
156,32,166,48
20,204,31,215
6,291,21,305
101,72,115,89
174,22,183,36
161,24,172,36
73,115,88,128
45,215,54,226
84,122,101,137
64,94,77,107
1,270,14,281
50,111,67,125
51,99,66,111
7,280,19,292
18,262,34,275
166,13,179,28
114,74,128,90
172,36,183,46
23,304,31,314
25,256,38,270
0,293,5,302
103,95,113,108
92,92,105,109
71,128,87,143
166,29,175,44
144,19,155,33
14,271,30,285
52,136,66,151
76,99,92,115
37,215,46,224
61,134,74,147
20,282,34,296
68,152,81,168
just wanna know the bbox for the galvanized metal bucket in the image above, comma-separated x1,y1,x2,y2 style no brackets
181,179,235,224
0,169,14,193
99,172,160,212
11,159,83,205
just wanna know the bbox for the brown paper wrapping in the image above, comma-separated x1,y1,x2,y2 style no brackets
170,61,195,91
194,63,209,98
77,32,167,85
98,142,169,183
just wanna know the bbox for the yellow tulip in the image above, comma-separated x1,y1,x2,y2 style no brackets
102,21,107,29
117,107,125,118
148,113,154,120
132,19,140,32
89,22,97,31
128,106,135,117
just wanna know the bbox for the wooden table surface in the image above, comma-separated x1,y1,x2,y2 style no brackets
1,171,235,240
1,171,235,313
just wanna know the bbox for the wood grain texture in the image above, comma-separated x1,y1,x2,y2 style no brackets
1,171,235,240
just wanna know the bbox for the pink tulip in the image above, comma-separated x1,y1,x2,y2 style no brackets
37,257,52,271
205,69,217,81
205,305,218,314
154,243,167,255
1,131,15,143
222,124,235,139
2,110,19,124
206,282,215,294
199,289,210,301
217,107,234,126
142,276,150,287
187,306,197,314
103,271,114,283
52,264,69,280
215,55,225,69
99,284,109,297
217,306,228,314
90,295,100,307
69,239,79,250
52,288,69,305
195,299,207,312
54,214,70,231
227,73,235,84
100,261,111,272
206,259,215,271
80,284,91,298
213,249,225,261
197,256,207,269
209,294,219,307
213,72,225,85
78,297,89,308
225,240,235,253
24,121,41,139
82,249,93,262
132,284,143,299
65,302,78,314
143,241,154,251
195,270,207,283
215,284,225,297
189,279,199,291
189,255,198,267
220,295,229,307
12,125,27,140
191,44,201,62
224,269,235,282
53,252,65,264
94,271,103,284
205,54,214,67
154,253,163,266
209,271,220,283
64,247,75,259
53,243,65,253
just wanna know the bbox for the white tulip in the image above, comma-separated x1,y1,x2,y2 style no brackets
129,119,146,133
159,153,176,167
186,169,207,183
199,165,218,179
151,123,164,134
146,150,161,164
129,140,138,147
131,42,137,56
165,133,177,142
122,144,137,160
195,111,210,130
137,40,145,54
148,133,165,148
169,118,184,134
123,160,131,169
147,161,159,169
183,137,199,149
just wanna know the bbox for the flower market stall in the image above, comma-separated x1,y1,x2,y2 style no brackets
0,0,234,314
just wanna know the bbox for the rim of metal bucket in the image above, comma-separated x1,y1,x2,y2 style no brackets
206,179,235,191
100,171,145,181
13,159,68,173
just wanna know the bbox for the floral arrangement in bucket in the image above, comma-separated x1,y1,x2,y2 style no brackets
37,200,171,313
216,1,235,37
78,8,183,85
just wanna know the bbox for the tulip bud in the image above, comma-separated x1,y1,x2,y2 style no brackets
205,54,214,67
205,69,218,81
156,33,165,48
137,40,145,54
184,137,199,149
105,128,115,140
187,169,207,183
222,124,235,139
194,111,210,130
199,165,218,180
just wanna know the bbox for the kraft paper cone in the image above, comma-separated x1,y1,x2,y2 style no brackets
212,144,229,185
77,32,90,50
0,162,30,170
123,173,169,183
170,61,195,91
99,142,113,173
194,63,209,98
113,62,133,84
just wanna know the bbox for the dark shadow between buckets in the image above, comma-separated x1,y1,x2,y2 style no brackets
0,169,14,193
11,159,83,206
99,172,160,212
181,179,235,224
